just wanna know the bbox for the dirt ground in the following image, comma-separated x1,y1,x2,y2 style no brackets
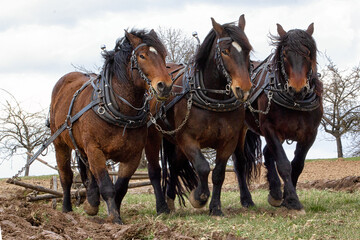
1,159,359,240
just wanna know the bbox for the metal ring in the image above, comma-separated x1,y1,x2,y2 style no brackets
97,106,105,115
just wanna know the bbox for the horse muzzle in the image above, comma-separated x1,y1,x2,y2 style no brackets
234,86,252,102
154,81,172,101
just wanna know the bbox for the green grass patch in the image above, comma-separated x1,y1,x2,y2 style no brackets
63,189,360,239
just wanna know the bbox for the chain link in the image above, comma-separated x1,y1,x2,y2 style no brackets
8,165,27,182
149,93,193,135
247,91,273,115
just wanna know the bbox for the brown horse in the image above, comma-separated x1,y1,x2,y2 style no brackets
233,23,323,211
50,29,172,224
146,15,254,216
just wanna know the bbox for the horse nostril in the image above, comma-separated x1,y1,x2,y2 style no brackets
157,82,165,92
235,87,244,100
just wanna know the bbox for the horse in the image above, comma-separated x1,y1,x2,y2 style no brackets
233,23,323,211
50,29,173,224
146,15,254,216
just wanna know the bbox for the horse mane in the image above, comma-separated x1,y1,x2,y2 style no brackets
270,28,323,96
195,22,252,70
102,29,167,83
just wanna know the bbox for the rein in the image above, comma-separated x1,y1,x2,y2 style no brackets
130,43,157,95
215,37,233,95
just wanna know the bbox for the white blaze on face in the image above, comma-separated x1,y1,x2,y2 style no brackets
149,47,158,54
232,42,242,53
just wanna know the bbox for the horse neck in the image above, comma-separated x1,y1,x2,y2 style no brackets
110,74,146,115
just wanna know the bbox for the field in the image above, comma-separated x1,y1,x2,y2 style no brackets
1,158,360,239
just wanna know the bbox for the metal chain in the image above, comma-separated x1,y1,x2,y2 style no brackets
247,91,273,115
8,165,27,182
149,93,193,135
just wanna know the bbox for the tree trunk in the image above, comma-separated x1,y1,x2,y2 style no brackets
24,154,30,176
335,136,343,158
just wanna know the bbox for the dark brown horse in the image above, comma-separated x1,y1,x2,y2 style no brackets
50,29,172,224
233,23,323,211
146,15,254,216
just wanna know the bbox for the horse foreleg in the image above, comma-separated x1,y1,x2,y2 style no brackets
77,156,100,216
233,149,255,208
263,145,283,207
291,136,316,188
263,130,303,210
114,154,141,216
145,130,170,214
209,156,228,216
179,139,210,209
83,172,100,216
87,148,121,224
54,142,73,213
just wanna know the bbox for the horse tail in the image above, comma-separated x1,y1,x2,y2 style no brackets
243,129,262,183
76,154,89,188
161,138,198,206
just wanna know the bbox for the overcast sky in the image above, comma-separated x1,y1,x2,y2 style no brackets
1,0,359,177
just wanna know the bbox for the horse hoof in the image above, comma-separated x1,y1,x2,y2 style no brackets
106,215,123,224
189,190,208,208
241,198,255,208
166,196,175,211
289,209,306,216
268,194,282,207
209,208,224,216
157,205,170,215
83,199,99,216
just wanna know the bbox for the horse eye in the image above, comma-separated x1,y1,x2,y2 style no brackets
221,49,229,56
139,54,145,59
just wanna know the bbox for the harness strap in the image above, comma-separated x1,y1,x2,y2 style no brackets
246,55,274,105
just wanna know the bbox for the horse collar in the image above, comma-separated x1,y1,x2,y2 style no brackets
186,63,242,112
91,67,150,128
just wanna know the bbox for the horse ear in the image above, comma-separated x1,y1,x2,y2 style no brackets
125,30,142,49
306,23,314,36
149,29,156,36
238,14,246,31
211,17,224,37
277,23,287,37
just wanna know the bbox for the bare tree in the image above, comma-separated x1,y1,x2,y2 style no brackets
0,90,50,176
320,57,360,158
157,26,197,64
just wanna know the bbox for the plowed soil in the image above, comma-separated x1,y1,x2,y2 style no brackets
1,159,359,240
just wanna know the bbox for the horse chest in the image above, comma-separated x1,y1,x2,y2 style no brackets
186,110,242,145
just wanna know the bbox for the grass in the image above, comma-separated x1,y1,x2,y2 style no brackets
68,189,360,239
3,158,359,239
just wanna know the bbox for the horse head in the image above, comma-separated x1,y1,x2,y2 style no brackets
125,30,173,101
211,15,253,101
275,23,317,99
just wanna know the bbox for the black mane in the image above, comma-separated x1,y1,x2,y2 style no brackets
271,29,317,66
102,29,167,83
195,22,252,70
